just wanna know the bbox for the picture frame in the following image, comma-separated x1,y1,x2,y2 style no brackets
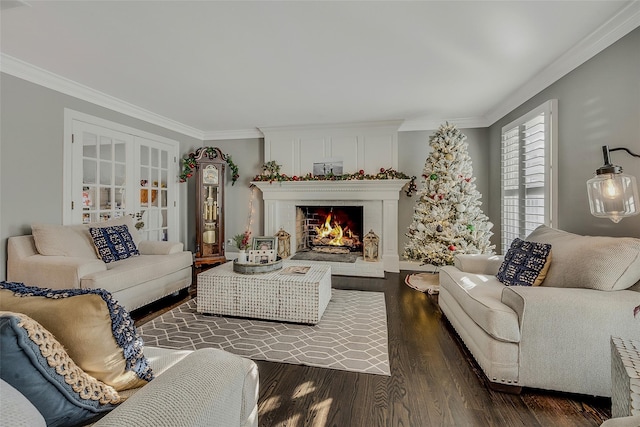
248,249,276,264
252,236,277,252
313,159,343,177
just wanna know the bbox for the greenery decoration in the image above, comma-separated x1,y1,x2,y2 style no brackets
262,161,281,175
232,230,252,250
252,163,417,197
179,146,239,185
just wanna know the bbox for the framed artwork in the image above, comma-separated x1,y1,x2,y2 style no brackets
252,236,277,252
313,159,343,177
248,249,275,264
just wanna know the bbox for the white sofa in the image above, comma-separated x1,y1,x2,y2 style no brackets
1,346,259,427
6,217,193,311
438,225,640,397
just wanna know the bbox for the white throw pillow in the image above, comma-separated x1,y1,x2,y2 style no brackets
31,223,97,259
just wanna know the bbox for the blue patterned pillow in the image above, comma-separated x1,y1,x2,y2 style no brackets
496,238,552,286
90,225,139,263
0,311,122,427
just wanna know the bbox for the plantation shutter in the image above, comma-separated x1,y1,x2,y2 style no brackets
501,127,520,253
500,100,557,254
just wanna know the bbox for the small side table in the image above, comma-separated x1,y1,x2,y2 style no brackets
611,337,640,418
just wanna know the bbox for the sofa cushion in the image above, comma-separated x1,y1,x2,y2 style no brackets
439,266,521,343
0,282,153,391
496,238,552,287
82,252,193,294
31,217,141,260
31,223,98,259
0,312,121,427
90,225,140,263
527,225,640,291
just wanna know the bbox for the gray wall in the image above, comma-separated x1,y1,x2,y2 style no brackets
398,128,491,253
488,27,640,243
0,73,201,280
2,26,638,281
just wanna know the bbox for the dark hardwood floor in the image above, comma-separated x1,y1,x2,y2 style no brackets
132,270,611,427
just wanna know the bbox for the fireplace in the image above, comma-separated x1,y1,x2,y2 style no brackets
296,206,364,253
252,179,409,277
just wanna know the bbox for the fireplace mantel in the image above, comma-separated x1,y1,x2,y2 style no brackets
252,180,409,200
252,179,409,275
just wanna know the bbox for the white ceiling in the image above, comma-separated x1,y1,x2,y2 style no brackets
1,1,639,139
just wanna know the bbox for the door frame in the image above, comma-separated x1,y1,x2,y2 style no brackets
63,109,181,240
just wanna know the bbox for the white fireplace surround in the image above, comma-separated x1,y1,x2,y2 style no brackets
252,179,409,277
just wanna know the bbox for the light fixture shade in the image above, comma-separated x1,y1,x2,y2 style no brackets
587,172,639,223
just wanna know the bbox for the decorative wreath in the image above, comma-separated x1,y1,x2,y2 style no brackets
179,147,239,185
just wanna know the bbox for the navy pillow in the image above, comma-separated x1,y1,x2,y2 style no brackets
89,225,139,263
496,238,552,286
0,311,121,427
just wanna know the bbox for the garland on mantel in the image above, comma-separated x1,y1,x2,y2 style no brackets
252,163,417,197
179,147,239,184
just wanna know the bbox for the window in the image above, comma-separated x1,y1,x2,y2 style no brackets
63,110,180,241
500,100,558,254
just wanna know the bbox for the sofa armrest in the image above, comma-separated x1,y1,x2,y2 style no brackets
453,254,504,275
137,241,185,255
0,379,47,427
7,255,106,289
601,415,640,426
501,286,640,331
94,348,259,427
501,286,640,396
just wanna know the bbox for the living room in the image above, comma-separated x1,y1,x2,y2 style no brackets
1,2,640,426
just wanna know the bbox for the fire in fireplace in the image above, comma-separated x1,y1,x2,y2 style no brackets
296,206,363,254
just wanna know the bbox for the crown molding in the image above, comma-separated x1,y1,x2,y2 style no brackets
3,0,637,138
0,0,30,11
484,0,640,126
202,128,264,141
0,53,205,140
259,120,403,137
398,116,489,132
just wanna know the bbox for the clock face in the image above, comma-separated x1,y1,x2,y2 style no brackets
203,165,219,185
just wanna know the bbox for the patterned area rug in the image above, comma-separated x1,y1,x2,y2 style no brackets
405,272,440,295
138,289,390,376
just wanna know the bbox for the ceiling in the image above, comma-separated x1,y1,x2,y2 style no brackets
1,1,639,139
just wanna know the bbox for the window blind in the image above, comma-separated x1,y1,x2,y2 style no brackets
500,101,557,254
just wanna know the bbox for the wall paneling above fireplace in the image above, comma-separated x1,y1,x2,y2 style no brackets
260,121,402,177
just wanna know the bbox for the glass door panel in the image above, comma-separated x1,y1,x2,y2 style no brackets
136,137,174,241
68,114,178,243
74,121,133,225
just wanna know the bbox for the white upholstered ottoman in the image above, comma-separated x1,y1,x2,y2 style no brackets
197,261,331,324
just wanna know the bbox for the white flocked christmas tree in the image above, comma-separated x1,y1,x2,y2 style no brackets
404,123,495,266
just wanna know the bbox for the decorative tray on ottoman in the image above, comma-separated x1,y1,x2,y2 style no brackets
233,257,283,274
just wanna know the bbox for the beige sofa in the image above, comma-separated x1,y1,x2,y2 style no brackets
0,346,259,427
7,217,193,311
438,225,640,397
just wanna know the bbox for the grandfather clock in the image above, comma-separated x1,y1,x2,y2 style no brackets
193,147,226,267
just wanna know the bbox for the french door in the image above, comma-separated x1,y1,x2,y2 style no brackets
64,110,179,241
